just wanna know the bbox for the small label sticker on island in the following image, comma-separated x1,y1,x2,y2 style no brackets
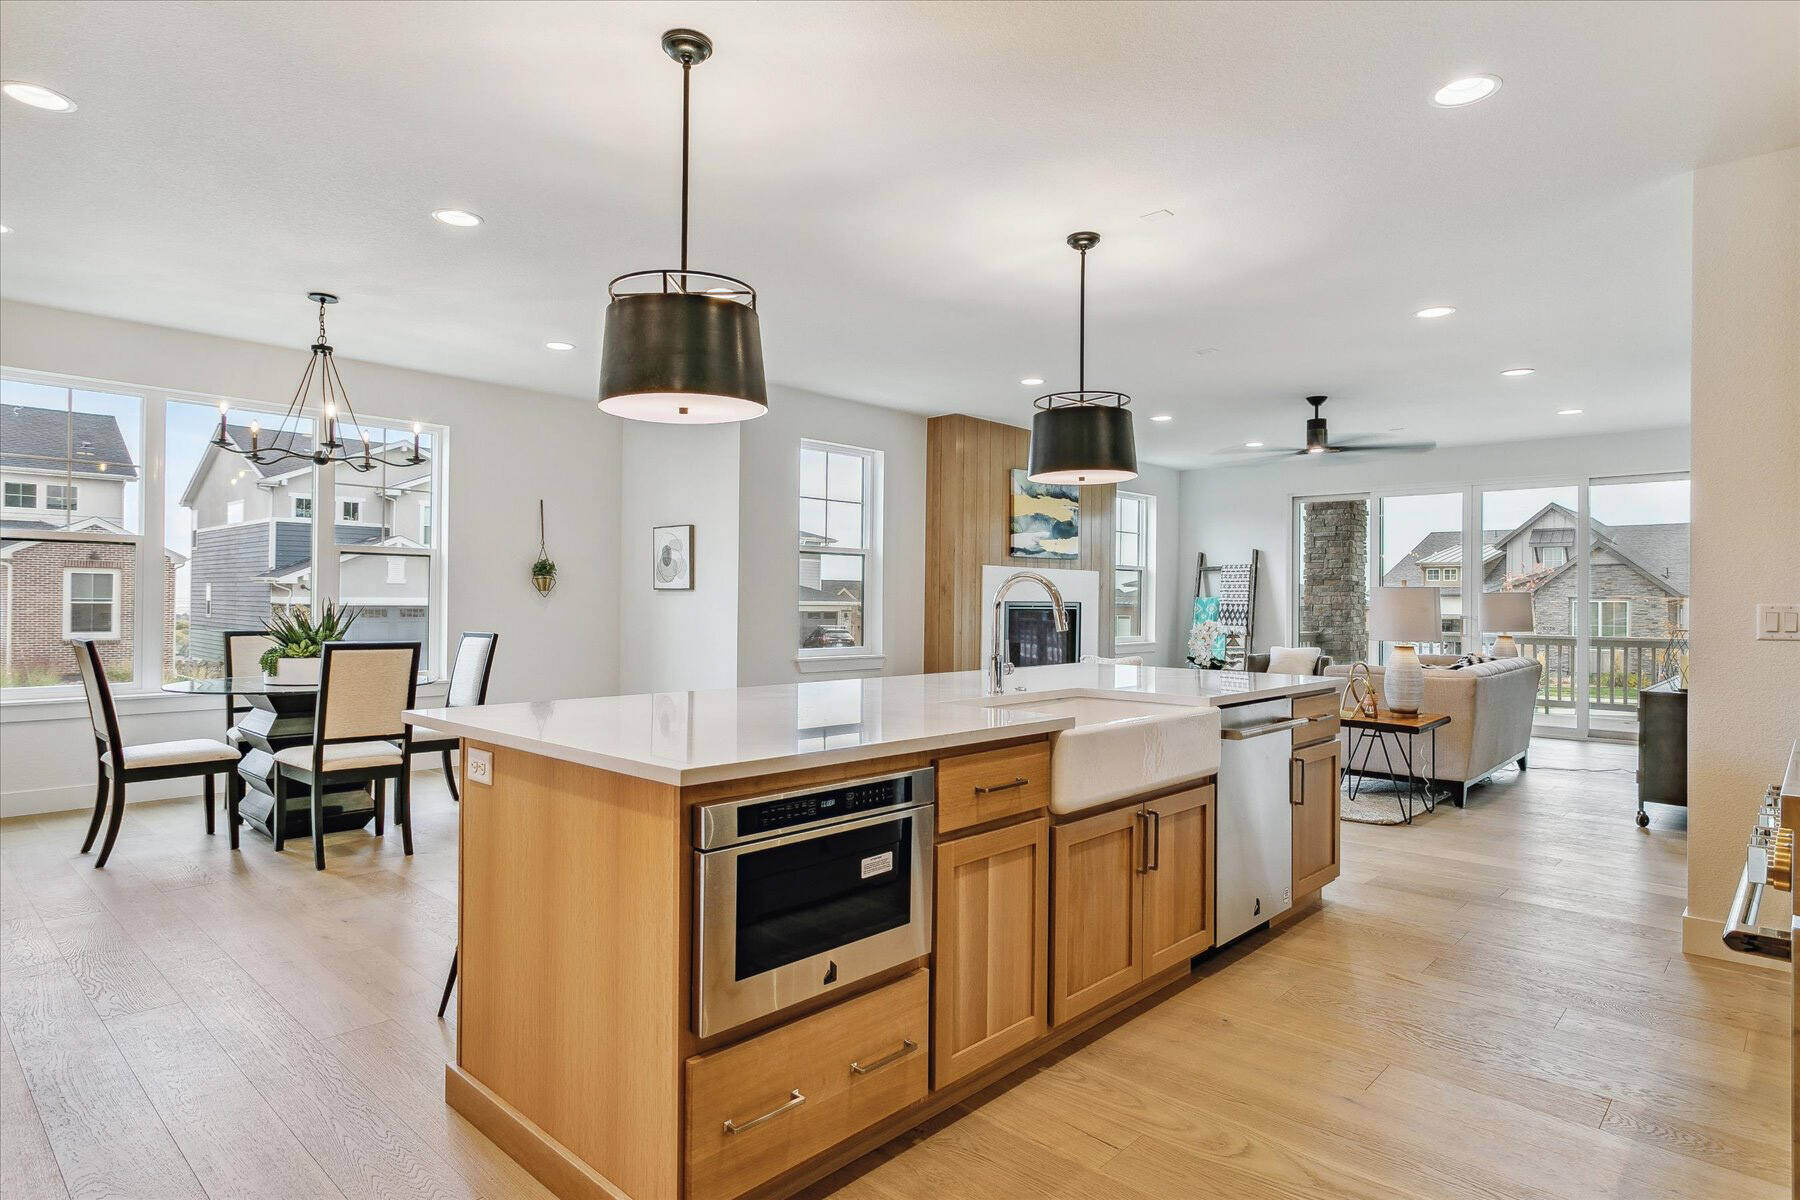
860,852,894,879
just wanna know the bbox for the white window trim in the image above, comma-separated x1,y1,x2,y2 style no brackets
4,482,39,508
2,364,451,704
340,499,363,523
291,494,313,519
62,567,122,641
225,499,245,524
1114,490,1157,647
796,439,883,665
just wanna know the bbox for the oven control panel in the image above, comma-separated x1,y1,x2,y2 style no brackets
737,775,916,838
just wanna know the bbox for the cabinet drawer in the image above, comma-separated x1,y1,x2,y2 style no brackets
686,970,929,1200
1293,714,1340,749
1292,689,1341,722
936,741,1051,834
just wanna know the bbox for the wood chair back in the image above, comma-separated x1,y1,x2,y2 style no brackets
444,632,499,708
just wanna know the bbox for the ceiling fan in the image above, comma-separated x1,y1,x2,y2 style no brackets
1216,396,1437,460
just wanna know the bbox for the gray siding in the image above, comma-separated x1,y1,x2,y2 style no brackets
188,523,273,662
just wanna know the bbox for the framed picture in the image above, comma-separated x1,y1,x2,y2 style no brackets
1009,468,1080,559
652,524,694,590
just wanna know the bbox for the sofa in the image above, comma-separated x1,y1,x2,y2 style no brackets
1245,651,1332,673
1323,655,1542,805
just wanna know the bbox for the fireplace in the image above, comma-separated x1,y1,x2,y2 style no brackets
1004,601,1082,668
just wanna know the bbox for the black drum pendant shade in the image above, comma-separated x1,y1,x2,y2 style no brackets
597,29,768,424
1026,232,1137,485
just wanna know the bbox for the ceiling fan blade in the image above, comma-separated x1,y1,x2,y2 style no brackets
1333,440,1438,455
1210,444,1304,456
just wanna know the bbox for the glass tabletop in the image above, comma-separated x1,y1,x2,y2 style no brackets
163,673,434,695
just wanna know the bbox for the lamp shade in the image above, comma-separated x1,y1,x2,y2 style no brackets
598,291,767,423
1370,585,1443,644
1482,589,1535,633
1027,403,1138,485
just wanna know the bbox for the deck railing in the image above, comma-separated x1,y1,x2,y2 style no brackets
1516,634,1681,713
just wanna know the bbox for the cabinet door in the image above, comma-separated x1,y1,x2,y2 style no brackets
1140,785,1215,975
933,817,1049,1088
1291,740,1341,897
1050,805,1144,1026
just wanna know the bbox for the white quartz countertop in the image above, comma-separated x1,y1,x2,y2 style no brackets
404,663,1338,787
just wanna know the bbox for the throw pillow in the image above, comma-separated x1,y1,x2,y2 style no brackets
1265,646,1322,674
1449,653,1496,670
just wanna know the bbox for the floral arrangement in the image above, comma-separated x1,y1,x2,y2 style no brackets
1188,618,1227,668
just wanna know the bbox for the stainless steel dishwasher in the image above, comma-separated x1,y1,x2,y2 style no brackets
1215,698,1307,944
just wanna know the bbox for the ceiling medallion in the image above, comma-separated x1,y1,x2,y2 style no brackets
597,29,768,424
1027,232,1138,485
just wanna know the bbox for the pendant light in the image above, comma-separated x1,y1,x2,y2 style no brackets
1026,232,1137,484
598,29,767,423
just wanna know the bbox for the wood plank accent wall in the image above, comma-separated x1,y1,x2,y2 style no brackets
924,414,1117,672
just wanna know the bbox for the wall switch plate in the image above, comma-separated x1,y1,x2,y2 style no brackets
466,748,494,786
1755,604,1800,641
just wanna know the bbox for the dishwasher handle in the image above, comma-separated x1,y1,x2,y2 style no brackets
1220,717,1308,741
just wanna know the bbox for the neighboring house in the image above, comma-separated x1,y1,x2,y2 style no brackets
1,405,181,684
1384,502,1689,645
798,528,865,644
177,425,432,664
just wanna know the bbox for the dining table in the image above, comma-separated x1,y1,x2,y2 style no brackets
163,672,434,842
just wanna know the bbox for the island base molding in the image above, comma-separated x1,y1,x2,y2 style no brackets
447,957,1198,1200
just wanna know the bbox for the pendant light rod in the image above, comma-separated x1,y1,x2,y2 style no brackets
679,50,690,273
1067,231,1099,392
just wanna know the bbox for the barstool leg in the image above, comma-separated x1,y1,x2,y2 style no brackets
94,776,127,869
437,949,458,1019
204,773,216,836
443,750,460,802
310,780,327,871
80,766,108,854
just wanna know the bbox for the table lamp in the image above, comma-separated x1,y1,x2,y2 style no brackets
1370,584,1442,714
1483,590,1535,658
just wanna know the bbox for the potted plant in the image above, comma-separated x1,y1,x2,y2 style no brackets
259,602,360,684
531,554,557,596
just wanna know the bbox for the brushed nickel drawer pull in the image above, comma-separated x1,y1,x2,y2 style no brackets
974,777,1028,795
850,1037,918,1075
722,1089,805,1135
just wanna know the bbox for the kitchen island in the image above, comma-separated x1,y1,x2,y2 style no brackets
406,663,1341,1200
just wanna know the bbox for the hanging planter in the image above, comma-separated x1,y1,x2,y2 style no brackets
532,500,557,596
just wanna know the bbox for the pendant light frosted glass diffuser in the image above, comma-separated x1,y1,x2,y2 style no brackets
598,30,767,424
1027,232,1137,485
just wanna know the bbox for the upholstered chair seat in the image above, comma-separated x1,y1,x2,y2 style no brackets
102,739,240,770
274,741,405,773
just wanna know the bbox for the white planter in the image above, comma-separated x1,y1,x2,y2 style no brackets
1385,644,1425,714
265,656,321,686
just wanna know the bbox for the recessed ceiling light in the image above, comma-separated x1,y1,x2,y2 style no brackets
431,209,483,228
1019,377,1044,386
545,341,576,352
1558,408,1583,416
1432,75,1501,108
2,81,77,112
1150,414,1173,423
1414,306,1457,319
1500,367,1535,377
0,225,11,235
1244,441,1264,448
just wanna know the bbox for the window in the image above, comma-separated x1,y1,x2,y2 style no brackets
386,557,407,584
798,440,880,658
5,482,38,508
292,495,312,519
420,500,432,547
1425,567,1441,581
341,499,362,523
64,569,120,639
1443,566,1460,582
1536,545,1568,569
1114,491,1155,642
1572,599,1630,638
46,484,78,511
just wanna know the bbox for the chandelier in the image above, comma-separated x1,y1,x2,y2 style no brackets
213,292,422,473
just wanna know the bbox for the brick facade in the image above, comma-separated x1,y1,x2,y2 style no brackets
0,540,178,684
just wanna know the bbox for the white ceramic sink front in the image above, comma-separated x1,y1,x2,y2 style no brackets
977,692,1222,814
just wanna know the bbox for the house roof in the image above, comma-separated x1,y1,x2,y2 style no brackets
176,424,432,508
1,405,139,479
1389,508,1689,598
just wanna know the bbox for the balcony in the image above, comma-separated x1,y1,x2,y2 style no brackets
1516,634,1683,736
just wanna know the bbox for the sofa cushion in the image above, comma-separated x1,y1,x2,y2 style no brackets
1265,646,1324,675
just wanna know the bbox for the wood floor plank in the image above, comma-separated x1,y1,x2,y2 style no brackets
42,910,181,1020
2,1023,69,1200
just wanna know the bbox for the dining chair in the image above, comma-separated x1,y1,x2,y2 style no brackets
272,641,419,871
73,640,240,869
402,631,497,802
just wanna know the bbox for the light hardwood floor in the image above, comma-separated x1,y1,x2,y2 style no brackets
1,740,1786,1200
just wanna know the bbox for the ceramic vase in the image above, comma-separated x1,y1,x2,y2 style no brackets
1385,643,1425,714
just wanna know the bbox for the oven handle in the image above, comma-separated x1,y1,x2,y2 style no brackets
850,1037,918,1076
1723,860,1793,960
701,801,935,857
722,1089,806,1135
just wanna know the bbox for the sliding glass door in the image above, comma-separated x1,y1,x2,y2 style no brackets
1585,474,1689,739
1376,491,1465,659
1478,484,1582,734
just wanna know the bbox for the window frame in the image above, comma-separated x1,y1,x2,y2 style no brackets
1,364,450,705
3,481,38,509
45,483,78,512
795,438,884,669
1113,490,1156,646
62,567,122,640
340,498,363,523
291,494,313,519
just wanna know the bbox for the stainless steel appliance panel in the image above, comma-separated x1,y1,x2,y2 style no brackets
1215,698,1303,944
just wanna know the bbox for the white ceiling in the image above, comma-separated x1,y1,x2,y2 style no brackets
2,1,1795,467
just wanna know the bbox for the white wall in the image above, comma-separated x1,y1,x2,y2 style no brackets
617,421,741,694
1686,147,1800,961
736,384,927,686
1174,425,1692,656
0,299,622,816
